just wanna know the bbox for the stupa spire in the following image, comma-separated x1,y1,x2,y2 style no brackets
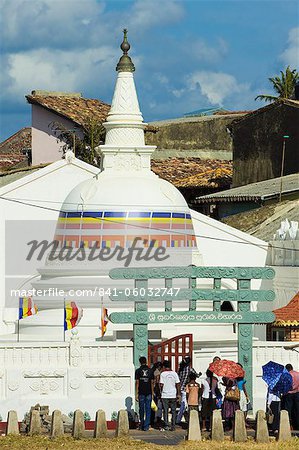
98,30,156,173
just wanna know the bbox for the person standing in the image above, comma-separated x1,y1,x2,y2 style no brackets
177,356,201,424
284,364,299,430
135,356,154,431
200,369,218,431
186,372,201,419
221,377,240,431
236,364,249,418
267,388,281,435
160,360,180,431
152,361,163,428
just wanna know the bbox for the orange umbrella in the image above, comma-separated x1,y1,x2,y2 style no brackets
209,359,245,378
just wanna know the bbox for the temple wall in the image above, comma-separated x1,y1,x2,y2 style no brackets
0,336,134,419
0,335,297,418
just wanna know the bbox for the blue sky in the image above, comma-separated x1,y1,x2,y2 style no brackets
0,0,298,141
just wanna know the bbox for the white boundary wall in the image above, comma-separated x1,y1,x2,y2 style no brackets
0,335,134,419
0,335,298,418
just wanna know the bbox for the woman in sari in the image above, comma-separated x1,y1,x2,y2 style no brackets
222,377,240,430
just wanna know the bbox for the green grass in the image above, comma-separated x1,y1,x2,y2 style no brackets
0,436,298,450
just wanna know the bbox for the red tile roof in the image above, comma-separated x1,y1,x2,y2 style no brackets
151,158,232,188
25,91,156,133
0,127,31,172
273,292,299,326
26,93,111,129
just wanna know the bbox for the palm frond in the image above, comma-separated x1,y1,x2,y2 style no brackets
257,66,299,102
255,94,278,102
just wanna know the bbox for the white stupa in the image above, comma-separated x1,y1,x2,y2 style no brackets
27,30,204,339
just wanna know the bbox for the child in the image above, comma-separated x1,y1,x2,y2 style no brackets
186,372,200,414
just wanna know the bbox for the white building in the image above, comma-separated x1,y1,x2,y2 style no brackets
0,32,298,419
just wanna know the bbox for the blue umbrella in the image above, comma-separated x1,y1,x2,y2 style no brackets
262,361,284,389
273,368,293,395
262,361,293,394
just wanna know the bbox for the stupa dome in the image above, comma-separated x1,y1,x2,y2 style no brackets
62,170,188,212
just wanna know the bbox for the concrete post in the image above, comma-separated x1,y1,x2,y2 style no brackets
6,410,19,435
29,410,41,435
233,410,247,442
94,409,108,438
72,409,85,439
50,409,64,438
255,410,269,444
211,409,224,441
115,409,129,437
278,410,292,442
187,409,201,441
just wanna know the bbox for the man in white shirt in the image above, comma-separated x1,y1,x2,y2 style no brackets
160,360,180,431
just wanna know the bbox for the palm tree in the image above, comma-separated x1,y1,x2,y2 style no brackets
255,66,299,103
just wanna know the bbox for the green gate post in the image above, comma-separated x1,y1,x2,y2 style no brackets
189,275,197,311
213,278,221,312
237,279,253,403
133,279,149,368
165,278,173,312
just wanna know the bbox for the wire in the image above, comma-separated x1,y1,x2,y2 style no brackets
0,194,298,252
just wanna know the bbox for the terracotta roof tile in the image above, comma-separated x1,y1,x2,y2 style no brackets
25,93,155,133
273,292,299,326
0,127,31,171
151,158,232,188
26,94,111,128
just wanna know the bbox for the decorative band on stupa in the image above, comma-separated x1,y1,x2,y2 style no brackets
55,210,196,249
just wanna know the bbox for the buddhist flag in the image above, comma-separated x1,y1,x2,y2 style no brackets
19,297,38,319
64,301,83,331
101,307,109,337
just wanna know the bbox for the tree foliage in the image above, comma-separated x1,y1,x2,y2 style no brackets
255,66,299,103
50,117,106,166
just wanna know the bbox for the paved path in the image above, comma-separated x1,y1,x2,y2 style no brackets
130,428,187,445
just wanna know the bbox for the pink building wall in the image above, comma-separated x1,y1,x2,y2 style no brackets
31,105,83,165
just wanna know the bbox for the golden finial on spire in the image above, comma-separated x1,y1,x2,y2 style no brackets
116,29,135,72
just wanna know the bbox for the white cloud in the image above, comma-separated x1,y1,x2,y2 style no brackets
172,88,185,98
189,38,228,64
4,46,115,102
154,73,169,85
0,0,185,53
187,71,249,105
280,27,299,67
1,0,107,51
127,0,184,29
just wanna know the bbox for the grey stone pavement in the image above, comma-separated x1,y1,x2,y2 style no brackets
130,428,187,445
